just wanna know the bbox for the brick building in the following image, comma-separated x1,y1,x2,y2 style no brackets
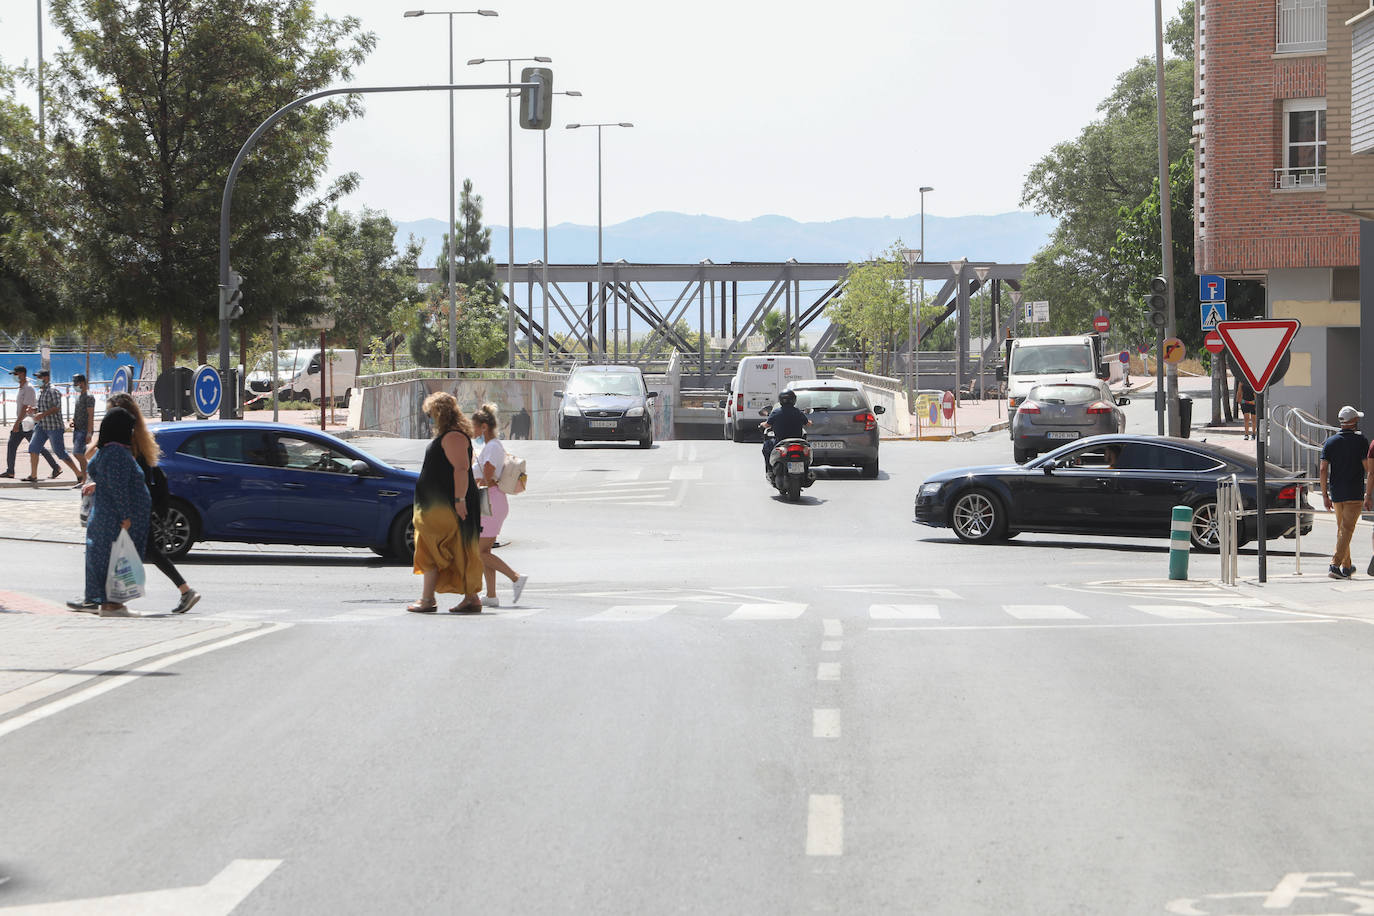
1194,0,1374,421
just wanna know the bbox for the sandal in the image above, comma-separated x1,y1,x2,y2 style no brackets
448,600,483,614
406,601,437,614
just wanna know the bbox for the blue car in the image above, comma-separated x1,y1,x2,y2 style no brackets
150,421,417,561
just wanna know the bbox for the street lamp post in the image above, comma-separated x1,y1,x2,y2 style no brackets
900,247,920,410
403,9,498,370
566,122,634,363
469,55,552,368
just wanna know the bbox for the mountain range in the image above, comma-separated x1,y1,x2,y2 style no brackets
393,210,1055,268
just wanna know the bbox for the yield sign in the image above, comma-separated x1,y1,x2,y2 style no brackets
1215,319,1301,391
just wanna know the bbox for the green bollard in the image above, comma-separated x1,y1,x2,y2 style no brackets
1169,505,1193,581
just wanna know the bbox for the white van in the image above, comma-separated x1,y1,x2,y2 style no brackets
1000,334,1109,431
722,355,817,442
247,348,357,405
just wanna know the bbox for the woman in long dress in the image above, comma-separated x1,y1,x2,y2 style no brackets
82,408,151,616
408,392,483,613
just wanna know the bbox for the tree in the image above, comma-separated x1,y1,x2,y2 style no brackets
828,243,908,374
311,207,421,374
44,0,376,372
434,179,495,288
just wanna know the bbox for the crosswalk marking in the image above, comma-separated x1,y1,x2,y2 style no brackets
583,604,675,622
1004,604,1087,620
669,464,704,480
868,604,940,620
727,603,807,620
1130,604,1235,619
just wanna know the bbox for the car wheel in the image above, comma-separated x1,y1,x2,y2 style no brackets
1013,446,1034,464
155,498,198,560
861,457,879,479
639,434,653,449
1189,500,1223,552
558,436,574,449
948,489,1009,543
388,510,415,563
298,388,311,405
731,423,745,443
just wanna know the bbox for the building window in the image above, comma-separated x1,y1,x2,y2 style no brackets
1276,0,1326,53
1275,98,1326,189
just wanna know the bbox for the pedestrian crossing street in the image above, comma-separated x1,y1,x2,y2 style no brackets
200,582,1335,629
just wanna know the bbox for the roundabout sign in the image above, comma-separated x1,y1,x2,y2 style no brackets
192,364,223,418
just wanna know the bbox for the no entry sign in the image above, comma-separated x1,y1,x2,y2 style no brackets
1203,330,1225,354
1092,314,1110,333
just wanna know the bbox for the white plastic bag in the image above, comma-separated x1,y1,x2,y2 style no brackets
105,529,145,603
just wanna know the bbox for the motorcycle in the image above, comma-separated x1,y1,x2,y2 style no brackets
763,427,815,502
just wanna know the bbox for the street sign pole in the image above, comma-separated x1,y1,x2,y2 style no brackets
1257,390,1267,583
1155,324,1165,435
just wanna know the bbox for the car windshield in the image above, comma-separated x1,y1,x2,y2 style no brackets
1010,344,1094,375
252,351,306,373
793,389,866,411
1026,384,1102,405
567,372,643,396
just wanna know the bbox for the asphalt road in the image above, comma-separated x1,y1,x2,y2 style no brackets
3,389,1373,914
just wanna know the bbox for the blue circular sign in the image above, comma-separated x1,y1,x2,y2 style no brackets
192,364,223,418
110,365,133,395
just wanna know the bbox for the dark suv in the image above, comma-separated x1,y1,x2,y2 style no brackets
555,365,657,449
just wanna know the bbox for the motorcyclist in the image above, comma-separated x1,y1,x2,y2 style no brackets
760,389,810,473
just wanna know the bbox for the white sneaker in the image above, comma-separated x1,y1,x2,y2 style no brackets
481,595,501,607
511,575,529,605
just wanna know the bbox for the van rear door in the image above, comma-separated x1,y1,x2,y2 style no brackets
745,360,779,415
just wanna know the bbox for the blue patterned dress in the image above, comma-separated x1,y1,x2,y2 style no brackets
84,443,150,604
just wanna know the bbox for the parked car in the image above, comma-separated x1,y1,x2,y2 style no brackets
780,379,885,478
150,421,417,560
723,355,817,442
555,365,657,448
1010,380,1127,463
914,435,1313,551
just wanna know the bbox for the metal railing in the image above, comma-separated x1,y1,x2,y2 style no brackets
1273,165,1326,190
1268,404,1334,476
1217,473,1315,584
1276,0,1326,53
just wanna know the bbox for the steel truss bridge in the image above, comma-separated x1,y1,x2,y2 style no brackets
487,260,1025,387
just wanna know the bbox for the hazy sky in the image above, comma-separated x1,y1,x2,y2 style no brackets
2,0,1188,229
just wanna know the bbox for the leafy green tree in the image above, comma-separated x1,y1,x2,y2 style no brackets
43,0,375,371
829,242,908,374
434,179,496,288
311,207,421,373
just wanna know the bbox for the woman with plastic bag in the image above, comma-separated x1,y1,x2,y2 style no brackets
74,408,150,616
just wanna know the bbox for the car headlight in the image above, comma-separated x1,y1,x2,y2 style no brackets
919,482,942,498
625,406,644,417
563,402,581,417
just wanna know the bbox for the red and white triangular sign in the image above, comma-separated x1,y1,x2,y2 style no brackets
1215,319,1301,391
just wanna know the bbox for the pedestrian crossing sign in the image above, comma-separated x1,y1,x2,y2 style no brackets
1200,301,1227,330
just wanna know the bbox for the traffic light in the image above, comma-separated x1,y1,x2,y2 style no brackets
1147,275,1168,329
519,67,553,130
223,269,244,321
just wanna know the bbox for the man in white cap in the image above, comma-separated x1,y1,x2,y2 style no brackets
1318,405,1370,579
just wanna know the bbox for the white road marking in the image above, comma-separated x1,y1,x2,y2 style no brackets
669,464,704,480
830,586,960,599
584,604,675,622
869,604,940,620
813,709,841,738
817,662,841,681
820,640,842,652
806,795,844,856
1131,604,1235,619
823,619,843,637
1004,604,1087,620
726,603,807,620
871,619,1337,633
0,858,281,914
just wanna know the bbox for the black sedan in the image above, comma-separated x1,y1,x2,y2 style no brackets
914,435,1313,551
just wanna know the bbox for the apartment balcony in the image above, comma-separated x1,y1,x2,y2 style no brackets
1273,165,1327,189
1276,0,1326,53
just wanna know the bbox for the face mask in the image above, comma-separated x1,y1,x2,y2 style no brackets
473,435,486,446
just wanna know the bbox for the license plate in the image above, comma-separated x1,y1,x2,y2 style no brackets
809,440,843,449
787,461,805,474
1047,431,1079,440
588,420,617,429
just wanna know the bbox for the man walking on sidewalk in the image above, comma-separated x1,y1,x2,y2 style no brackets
1319,405,1371,579
2,365,58,479
25,369,82,483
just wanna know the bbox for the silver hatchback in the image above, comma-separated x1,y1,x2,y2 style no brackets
1011,381,1127,463
782,380,884,477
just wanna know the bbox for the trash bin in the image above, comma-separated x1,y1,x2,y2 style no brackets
1179,395,1193,438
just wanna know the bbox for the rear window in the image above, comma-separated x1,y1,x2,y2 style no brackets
1026,384,1102,405
793,388,868,411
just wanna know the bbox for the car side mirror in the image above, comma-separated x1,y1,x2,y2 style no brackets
996,366,1006,382
350,459,370,476
1116,396,1130,406
718,399,727,409
873,405,886,415
553,390,563,399
1042,459,1057,475
647,391,658,399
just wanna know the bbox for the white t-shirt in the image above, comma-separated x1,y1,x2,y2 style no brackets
16,383,36,414
474,437,507,483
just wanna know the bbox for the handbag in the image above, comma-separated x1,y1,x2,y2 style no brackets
105,529,146,603
497,453,527,495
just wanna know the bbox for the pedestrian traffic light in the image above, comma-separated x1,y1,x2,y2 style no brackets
1147,275,1168,330
221,269,244,321
519,66,553,130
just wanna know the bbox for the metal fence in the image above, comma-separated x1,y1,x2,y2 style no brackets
1217,473,1315,585
1268,404,1334,476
